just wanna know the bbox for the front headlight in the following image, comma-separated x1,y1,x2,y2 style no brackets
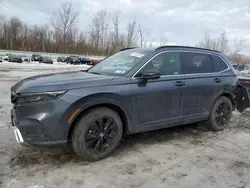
17,90,66,104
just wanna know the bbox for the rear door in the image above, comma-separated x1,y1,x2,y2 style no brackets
180,52,223,118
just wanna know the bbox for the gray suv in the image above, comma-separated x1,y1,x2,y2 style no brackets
11,46,249,161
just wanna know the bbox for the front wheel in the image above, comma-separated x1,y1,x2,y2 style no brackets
205,96,233,131
72,107,123,161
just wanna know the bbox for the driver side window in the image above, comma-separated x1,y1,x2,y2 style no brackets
141,52,181,75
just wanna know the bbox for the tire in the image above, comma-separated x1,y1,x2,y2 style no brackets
205,96,233,131
72,107,123,161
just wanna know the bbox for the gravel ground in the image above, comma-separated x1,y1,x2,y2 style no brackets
1,62,250,188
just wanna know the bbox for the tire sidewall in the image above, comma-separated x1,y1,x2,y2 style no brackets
72,108,123,161
210,96,233,131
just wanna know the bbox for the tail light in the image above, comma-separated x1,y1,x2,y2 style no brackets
93,60,99,65
239,79,250,84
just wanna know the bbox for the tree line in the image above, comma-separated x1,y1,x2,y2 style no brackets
197,29,250,64
0,2,249,64
0,2,150,56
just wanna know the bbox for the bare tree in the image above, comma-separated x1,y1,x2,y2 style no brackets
138,25,148,47
126,18,137,47
217,31,229,54
231,37,246,63
198,30,216,49
51,2,80,53
111,11,121,51
234,37,246,53
198,29,225,51
89,9,109,54
148,37,155,47
159,35,168,46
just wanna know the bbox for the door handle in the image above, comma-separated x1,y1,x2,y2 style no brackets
214,78,222,83
174,81,185,87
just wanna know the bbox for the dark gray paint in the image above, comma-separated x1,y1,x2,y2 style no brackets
10,46,247,148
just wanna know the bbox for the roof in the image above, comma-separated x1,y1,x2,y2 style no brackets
155,46,220,53
120,46,220,53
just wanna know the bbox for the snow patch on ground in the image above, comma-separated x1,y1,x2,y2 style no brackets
1,62,250,188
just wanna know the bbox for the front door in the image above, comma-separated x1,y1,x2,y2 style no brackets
130,51,184,131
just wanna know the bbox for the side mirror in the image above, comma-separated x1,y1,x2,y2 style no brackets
140,70,161,80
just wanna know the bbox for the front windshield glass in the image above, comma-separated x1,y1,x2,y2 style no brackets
88,49,150,76
44,57,52,60
71,56,79,60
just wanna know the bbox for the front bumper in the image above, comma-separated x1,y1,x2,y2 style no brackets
13,126,24,143
12,126,67,148
11,97,71,148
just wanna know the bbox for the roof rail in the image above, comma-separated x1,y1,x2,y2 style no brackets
120,47,137,51
155,46,220,53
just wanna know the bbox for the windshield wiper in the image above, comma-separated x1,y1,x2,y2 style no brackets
80,69,101,75
88,72,100,75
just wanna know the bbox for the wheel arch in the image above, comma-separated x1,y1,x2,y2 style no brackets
210,91,235,113
65,97,130,143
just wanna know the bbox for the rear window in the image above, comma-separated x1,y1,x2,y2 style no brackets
213,56,228,72
181,52,213,74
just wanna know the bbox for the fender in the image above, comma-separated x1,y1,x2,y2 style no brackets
208,90,235,113
61,93,132,139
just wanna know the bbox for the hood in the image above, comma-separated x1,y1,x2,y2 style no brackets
11,71,115,94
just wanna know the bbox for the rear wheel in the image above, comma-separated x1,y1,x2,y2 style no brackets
72,107,123,161
206,96,233,131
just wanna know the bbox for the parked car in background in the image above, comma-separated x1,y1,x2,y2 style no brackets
22,56,30,62
79,57,93,64
238,76,250,95
10,46,250,161
232,63,248,71
66,56,80,65
57,56,66,62
39,56,53,64
86,59,100,65
8,54,22,63
93,59,100,65
31,54,42,61
1,54,10,61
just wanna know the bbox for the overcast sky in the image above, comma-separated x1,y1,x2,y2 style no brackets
1,0,249,53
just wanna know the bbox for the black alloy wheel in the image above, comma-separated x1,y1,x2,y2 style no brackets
85,117,118,154
72,107,123,161
205,96,233,131
214,102,231,127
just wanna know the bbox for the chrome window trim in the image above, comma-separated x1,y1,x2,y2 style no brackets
132,50,230,79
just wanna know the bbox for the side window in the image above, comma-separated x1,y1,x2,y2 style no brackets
141,52,181,75
181,52,214,74
213,56,228,72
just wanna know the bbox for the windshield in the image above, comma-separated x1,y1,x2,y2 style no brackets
71,56,79,60
11,54,21,58
88,49,149,76
43,57,52,60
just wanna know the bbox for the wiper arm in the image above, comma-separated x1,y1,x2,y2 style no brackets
88,72,100,75
80,69,101,75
